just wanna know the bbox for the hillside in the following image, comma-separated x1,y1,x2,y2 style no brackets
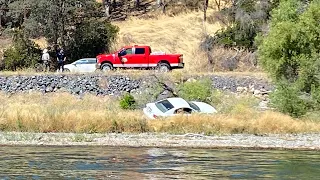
0,0,259,72
113,10,223,71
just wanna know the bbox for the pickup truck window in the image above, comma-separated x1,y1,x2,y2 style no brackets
125,48,133,54
135,48,145,54
119,48,133,56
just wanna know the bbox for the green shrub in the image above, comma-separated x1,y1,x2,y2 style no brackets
177,78,212,103
258,0,320,117
270,82,307,118
67,19,119,61
3,29,40,71
119,93,136,110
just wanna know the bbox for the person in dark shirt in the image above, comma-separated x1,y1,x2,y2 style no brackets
57,49,66,72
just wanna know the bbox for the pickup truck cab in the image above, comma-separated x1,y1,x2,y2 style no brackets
96,45,184,72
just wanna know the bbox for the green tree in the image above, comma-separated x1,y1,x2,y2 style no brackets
23,0,105,47
258,0,320,116
67,18,119,61
208,0,275,50
3,29,40,70
258,0,320,91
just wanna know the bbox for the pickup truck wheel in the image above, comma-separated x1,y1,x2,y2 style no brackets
158,63,171,73
101,63,113,72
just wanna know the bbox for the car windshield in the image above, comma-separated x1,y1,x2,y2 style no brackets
155,100,174,113
188,102,200,111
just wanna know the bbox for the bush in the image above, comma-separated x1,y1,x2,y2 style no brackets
67,19,119,61
209,0,274,50
270,82,307,118
258,0,320,117
3,29,41,71
119,93,136,110
177,78,212,103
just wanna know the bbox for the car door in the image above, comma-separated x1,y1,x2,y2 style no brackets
118,48,134,68
133,47,148,68
86,59,97,72
75,59,88,72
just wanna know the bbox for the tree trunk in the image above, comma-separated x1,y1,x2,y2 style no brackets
157,0,163,7
0,10,2,29
162,4,166,14
203,0,209,22
214,0,221,11
102,0,111,18
135,0,140,7
61,0,65,48
162,0,167,14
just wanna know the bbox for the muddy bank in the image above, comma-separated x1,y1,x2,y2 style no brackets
0,132,319,150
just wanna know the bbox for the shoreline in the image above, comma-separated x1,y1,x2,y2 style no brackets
0,132,319,151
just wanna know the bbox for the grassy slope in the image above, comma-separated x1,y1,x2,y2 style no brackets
113,10,223,72
0,92,319,134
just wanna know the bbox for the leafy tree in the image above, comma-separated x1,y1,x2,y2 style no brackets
210,0,275,50
67,18,119,61
1,0,118,68
258,0,320,91
258,0,320,116
3,29,40,70
23,0,105,47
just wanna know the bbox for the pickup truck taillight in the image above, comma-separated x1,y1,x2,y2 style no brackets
179,55,184,63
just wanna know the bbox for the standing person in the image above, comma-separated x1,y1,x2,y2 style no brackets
41,49,50,72
56,49,66,72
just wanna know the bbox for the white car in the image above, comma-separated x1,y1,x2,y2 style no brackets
64,58,97,73
143,97,217,119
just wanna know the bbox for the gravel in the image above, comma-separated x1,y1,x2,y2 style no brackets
0,132,319,150
0,74,141,96
0,74,273,96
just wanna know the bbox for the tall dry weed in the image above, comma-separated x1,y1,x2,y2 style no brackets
0,92,319,134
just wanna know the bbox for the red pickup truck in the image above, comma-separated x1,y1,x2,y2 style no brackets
96,45,184,72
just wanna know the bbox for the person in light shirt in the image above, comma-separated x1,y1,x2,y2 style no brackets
41,49,50,72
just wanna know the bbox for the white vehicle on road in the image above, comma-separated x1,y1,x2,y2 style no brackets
143,97,217,119
64,58,97,73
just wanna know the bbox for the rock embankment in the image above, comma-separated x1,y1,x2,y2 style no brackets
0,74,273,96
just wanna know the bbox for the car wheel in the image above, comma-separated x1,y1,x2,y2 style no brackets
64,68,70,72
158,63,171,73
101,63,113,72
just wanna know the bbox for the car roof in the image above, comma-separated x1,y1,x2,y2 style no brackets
78,58,96,60
123,45,149,49
165,97,191,109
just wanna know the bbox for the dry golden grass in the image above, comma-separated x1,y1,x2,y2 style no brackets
0,92,319,134
31,37,49,49
0,92,147,133
113,10,224,72
150,110,320,134
113,9,262,72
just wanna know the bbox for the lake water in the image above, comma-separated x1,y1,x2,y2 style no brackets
0,146,319,179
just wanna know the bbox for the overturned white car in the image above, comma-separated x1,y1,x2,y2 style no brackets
143,97,217,119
